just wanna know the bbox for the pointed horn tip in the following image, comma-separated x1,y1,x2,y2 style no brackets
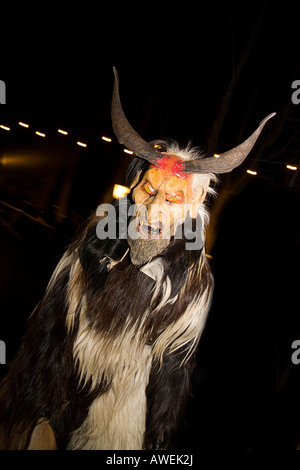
181,112,277,175
112,67,119,87
260,112,276,126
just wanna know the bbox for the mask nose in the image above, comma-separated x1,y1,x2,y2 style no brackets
144,195,164,223
136,204,164,239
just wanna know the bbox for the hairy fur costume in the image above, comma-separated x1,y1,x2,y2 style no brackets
0,69,275,450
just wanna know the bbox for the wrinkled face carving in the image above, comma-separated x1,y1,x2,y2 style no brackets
128,154,209,265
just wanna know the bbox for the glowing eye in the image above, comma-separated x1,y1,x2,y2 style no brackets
143,181,156,195
165,191,184,204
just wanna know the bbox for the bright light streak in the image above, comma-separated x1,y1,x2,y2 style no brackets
58,129,68,135
124,149,134,155
18,122,29,128
0,125,10,131
286,164,297,171
77,141,87,148
213,154,220,158
113,184,131,199
246,169,257,175
35,131,46,137
102,136,112,142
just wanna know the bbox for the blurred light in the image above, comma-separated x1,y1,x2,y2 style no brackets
286,164,297,171
35,131,46,137
18,122,29,128
102,136,112,142
213,154,220,158
77,141,87,147
0,125,10,131
124,149,134,155
246,170,257,175
58,129,68,135
153,142,167,151
2,155,37,167
113,184,131,199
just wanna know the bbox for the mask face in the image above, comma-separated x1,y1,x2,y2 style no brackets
127,154,209,265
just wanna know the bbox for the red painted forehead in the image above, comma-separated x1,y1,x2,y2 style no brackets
149,154,189,179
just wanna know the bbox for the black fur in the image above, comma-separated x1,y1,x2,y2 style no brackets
145,348,196,448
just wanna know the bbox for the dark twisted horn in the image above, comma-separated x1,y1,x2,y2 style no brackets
111,67,162,164
183,112,276,174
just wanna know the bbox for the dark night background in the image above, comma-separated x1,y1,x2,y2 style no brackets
0,0,299,451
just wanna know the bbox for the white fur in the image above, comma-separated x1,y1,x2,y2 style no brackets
152,251,213,366
68,341,152,450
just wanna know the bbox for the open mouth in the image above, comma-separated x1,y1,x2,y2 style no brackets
137,219,163,239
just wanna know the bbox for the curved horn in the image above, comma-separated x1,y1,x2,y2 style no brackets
183,112,276,174
111,67,162,164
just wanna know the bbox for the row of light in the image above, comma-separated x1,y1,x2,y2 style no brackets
1,121,133,202
0,122,134,201
0,122,89,148
0,123,297,172
0,122,134,154
246,166,297,174
213,153,298,174
244,166,298,175
102,137,133,155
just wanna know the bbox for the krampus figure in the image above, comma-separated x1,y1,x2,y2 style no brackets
0,68,275,449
